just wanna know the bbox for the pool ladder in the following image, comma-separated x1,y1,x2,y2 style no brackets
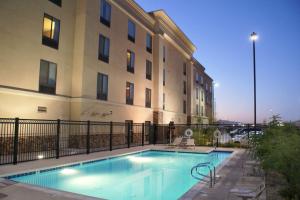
190,162,216,188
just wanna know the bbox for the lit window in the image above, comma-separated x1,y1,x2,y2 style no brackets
98,34,110,63
128,20,135,43
97,73,108,100
39,60,57,94
126,82,134,105
146,33,152,53
127,50,135,73
146,60,152,80
100,0,111,27
42,14,60,49
145,88,151,108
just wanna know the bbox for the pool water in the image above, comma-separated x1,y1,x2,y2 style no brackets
9,150,231,200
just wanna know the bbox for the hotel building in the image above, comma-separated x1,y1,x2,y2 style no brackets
0,0,214,124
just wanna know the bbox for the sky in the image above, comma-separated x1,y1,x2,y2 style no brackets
136,0,300,123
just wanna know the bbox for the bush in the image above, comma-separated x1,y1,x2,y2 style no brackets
254,123,300,199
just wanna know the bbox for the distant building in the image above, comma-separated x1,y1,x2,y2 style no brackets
0,0,213,124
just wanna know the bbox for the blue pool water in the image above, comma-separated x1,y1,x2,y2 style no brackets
8,150,231,200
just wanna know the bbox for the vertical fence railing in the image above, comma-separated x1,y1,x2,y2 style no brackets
0,117,267,165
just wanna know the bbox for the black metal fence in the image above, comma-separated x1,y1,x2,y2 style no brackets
0,118,266,165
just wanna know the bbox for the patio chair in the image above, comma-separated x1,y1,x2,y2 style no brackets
230,182,265,200
186,138,195,149
168,137,182,148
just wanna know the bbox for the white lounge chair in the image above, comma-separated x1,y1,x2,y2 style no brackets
169,137,182,147
186,138,195,149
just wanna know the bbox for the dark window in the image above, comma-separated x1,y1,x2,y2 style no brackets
183,100,186,114
146,33,152,53
183,62,186,75
145,88,151,108
146,60,152,80
201,106,204,116
201,90,204,102
163,93,165,110
196,104,199,115
128,19,135,43
39,60,57,94
163,46,166,62
49,0,61,6
98,34,110,63
42,14,60,49
183,81,186,94
163,68,166,86
100,0,111,27
126,82,134,105
196,88,199,99
127,50,135,73
97,73,108,100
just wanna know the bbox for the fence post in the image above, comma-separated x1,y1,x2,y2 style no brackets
13,118,19,165
86,120,90,154
56,119,60,159
127,124,130,148
142,123,145,146
110,121,113,151
153,124,157,145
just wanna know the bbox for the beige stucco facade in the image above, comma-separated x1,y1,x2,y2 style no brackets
0,0,214,124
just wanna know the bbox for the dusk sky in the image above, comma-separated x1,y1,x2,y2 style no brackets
136,0,300,123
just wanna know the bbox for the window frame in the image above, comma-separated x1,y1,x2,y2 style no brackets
100,0,111,27
98,34,110,63
146,60,152,80
126,82,134,105
145,88,151,108
97,73,108,101
128,19,136,43
49,0,61,7
146,33,152,53
42,13,60,49
39,59,57,95
127,50,135,73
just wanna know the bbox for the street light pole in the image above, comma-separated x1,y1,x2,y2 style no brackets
250,32,258,134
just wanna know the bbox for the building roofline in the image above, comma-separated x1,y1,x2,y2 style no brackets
149,9,196,53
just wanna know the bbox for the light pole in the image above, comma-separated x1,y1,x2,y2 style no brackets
250,32,258,133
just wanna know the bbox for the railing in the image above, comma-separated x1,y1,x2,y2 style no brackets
0,118,266,165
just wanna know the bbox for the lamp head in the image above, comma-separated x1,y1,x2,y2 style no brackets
250,32,258,41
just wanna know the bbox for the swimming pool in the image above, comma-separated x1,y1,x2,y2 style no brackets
7,150,231,200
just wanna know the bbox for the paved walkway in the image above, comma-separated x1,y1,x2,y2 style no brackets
188,149,265,200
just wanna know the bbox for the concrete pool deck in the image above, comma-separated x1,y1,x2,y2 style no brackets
0,145,243,200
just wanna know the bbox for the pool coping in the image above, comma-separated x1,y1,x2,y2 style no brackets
0,147,236,200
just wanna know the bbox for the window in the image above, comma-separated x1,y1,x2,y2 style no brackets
39,60,57,94
127,50,135,73
183,100,186,114
100,0,111,27
163,46,166,62
126,82,134,105
201,106,204,116
163,68,166,86
97,73,108,100
196,88,199,99
98,34,110,63
206,83,208,91
42,14,60,49
183,63,186,75
201,90,204,102
183,81,186,95
146,60,152,80
146,33,152,53
145,88,151,108
49,0,61,6
163,93,165,110
128,19,135,42
196,104,199,115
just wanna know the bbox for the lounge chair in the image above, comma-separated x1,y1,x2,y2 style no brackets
168,137,182,148
186,138,195,149
230,182,265,200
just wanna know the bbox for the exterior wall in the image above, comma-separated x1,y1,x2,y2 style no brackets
0,0,214,124
0,0,76,119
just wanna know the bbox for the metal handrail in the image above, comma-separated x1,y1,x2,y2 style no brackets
191,161,216,188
